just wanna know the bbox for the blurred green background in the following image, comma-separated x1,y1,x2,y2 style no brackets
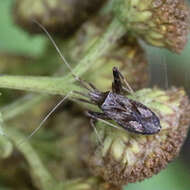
1,1,190,190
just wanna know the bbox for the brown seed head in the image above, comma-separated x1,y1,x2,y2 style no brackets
86,87,190,185
115,0,190,53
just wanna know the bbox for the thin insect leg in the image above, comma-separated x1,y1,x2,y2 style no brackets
73,90,89,98
86,111,110,120
122,86,134,94
72,90,96,105
88,82,99,91
112,67,124,94
96,117,123,131
77,78,100,93
18,91,73,145
117,69,134,94
112,67,134,94
86,111,123,131
76,78,94,91
73,97,96,105
90,119,103,146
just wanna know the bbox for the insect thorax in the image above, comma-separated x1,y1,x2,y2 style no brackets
101,92,131,110
89,91,109,107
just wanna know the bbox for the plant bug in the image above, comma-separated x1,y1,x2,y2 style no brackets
25,20,161,143
78,66,161,135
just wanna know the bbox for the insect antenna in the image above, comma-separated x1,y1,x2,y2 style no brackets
18,92,73,145
32,20,97,93
24,20,102,144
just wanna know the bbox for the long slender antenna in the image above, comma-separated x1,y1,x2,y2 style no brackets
33,20,96,92
33,20,74,74
18,92,72,145
24,21,100,144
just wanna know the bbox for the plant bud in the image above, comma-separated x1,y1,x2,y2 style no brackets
66,16,149,90
114,0,190,53
13,0,106,37
86,87,190,186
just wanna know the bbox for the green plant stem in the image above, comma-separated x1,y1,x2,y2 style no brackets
6,127,58,190
68,18,125,79
0,76,78,95
0,18,125,95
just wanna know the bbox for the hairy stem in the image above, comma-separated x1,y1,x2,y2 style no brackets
68,18,125,79
0,18,125,95
0,76,79,95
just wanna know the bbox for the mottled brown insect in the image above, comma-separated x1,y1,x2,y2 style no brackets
34,20,161,135
78,67,161,135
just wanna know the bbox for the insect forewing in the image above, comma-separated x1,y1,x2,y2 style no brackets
101,92,161,134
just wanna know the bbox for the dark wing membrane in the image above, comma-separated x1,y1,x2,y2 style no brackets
101,92,144,133
129,99,161,134
101,92,161,134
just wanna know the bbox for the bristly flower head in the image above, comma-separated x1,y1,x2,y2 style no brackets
114,0,190,53
86,87,190,186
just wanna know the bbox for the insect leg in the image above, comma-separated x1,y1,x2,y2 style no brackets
76,78,95,92
18,91,73,145
112,67,134,94
90,119,104,146
73,91,89,98
73,97,96,105
86,111,123,131
86,111,110,120
88,82,99,91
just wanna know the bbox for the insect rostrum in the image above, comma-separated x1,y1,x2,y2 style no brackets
78,67,161,135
